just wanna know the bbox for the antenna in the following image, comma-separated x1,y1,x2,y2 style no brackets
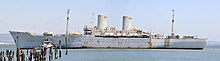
93,12,95,26
66,9,70,35
65,9,70,55
91,12,95,26
171,10,175,36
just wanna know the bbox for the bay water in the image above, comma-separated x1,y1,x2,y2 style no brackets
0,44,219,61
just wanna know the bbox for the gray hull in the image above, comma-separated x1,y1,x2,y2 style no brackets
9,31,207,50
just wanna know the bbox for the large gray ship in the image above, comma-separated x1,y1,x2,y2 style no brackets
9,10,207,50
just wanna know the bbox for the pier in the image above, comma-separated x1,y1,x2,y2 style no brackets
0,43,63,61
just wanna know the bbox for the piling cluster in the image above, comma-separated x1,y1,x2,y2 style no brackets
0,50,14,61
1,46,62,61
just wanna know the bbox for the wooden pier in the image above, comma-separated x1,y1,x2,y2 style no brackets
1,46,62,61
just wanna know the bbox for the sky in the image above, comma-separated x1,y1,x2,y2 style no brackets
0,0,220,41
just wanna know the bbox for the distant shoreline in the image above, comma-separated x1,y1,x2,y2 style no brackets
0,41,15,44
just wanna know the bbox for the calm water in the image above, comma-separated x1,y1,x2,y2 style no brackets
0,44,220,61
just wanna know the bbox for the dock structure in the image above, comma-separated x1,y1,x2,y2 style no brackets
1,41,64,61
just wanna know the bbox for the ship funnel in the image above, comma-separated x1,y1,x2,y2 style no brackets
97,15,107,30
122,16,132,31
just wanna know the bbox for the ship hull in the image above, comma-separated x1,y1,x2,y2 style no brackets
9,31,207,50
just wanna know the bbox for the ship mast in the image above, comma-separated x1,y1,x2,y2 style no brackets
171,10,175,36
65,9,70,55
92,12,95,26
66,9,70,36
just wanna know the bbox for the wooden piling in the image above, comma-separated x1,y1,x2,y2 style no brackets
59,40,61,58
6,50,9,58
0,51,3,61
8,50,14,61
3,57,5,61
7,50,13,61
12,51,14,57
2,51,5,61
49,47,52,61
40,48,43,61
36,52,39,61
17,48,20,61
44,47,47,61
52,47,54,60
33,48,37,61
21,50,25,61
29,50,32,61
6,50,11,61
26,50,28,56
0,43,66,61
55,47,58,59
40,47,46,61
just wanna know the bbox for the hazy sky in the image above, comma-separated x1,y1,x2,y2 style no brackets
0,0,220,41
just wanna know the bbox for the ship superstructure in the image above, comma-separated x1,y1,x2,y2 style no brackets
84,15,149,38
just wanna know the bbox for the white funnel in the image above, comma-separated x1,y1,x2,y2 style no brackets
97,15,107,30
122,16,132,31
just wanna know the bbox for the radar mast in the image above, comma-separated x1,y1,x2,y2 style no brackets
171,10,175,36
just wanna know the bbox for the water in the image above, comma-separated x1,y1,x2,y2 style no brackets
0,44,220,61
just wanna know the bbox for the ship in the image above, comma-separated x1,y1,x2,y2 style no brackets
9,10,207,50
